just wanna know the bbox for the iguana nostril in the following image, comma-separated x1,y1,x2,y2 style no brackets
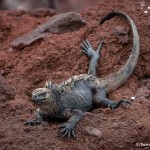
32,95,37,101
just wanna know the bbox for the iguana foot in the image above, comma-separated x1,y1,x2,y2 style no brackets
81,39,104,76
24,119,42,126
81,39,97,57
59,122,76,139
81,39,104,58
108,99,131,110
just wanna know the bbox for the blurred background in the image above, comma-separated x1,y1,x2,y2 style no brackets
0,0,99,12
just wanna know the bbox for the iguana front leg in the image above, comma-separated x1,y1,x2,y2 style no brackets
81,39,104,76
94,87,131,110
58,108,84,139
24,108,44,125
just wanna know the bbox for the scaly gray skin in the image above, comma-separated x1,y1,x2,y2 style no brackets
25,11,139,139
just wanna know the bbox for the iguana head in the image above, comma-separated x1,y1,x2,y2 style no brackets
31,81,58,115
32,87,52,106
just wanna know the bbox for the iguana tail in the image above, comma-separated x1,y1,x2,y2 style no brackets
98,11,140,94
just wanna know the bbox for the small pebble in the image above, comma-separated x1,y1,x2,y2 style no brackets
131,97,135,100
84,127,102,139
23,128,31,133
144,11,148,14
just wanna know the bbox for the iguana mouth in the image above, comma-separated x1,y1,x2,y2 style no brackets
32,98,49,104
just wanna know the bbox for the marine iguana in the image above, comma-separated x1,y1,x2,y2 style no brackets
25,11,139,139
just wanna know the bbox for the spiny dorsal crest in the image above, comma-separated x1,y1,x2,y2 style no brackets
45,81,53,89
44,74,96,93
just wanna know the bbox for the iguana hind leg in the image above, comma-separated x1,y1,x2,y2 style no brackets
93,87,131,110
81,39,104,76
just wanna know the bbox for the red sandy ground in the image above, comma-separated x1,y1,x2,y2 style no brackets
0,0,150,150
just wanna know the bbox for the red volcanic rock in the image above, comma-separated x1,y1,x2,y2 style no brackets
11,12,86,49
0,75,15,102
28,8,56,18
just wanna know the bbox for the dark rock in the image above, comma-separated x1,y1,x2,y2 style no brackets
0,0,51,11
112,122,127,129
118,35,129,45
0,75,15,102
11,12,86,49
112,27,127,36
23,128,31,133
7,10,26,17
0,18,11,43
112,26,129,45
45,11,86,34
12,32,46,50
28,8,56,18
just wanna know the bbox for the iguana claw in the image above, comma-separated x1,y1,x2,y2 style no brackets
120,99,131,106
24,119,42,126
81,39,95,57
108,103,117,110
59,122,76,139
108,99,131,110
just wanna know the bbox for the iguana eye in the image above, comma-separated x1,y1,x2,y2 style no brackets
39,93,45,97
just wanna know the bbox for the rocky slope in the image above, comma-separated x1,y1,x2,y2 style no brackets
0,0,150,149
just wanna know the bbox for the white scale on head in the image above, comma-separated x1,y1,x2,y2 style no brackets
32,88,51,99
